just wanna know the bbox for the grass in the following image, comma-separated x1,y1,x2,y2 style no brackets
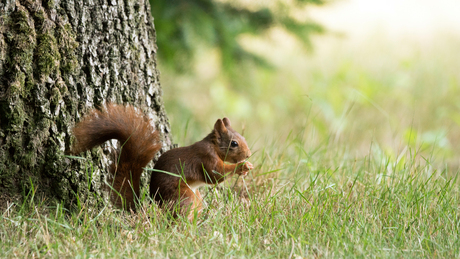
1,136,459,257
2,31,460,257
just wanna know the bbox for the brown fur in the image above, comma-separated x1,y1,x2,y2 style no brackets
72,104,253,220
150,117,253,221
72,103,161,210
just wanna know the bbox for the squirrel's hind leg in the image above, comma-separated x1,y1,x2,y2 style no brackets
174,184,203,222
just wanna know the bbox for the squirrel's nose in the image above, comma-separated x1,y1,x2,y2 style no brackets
246,151,251,158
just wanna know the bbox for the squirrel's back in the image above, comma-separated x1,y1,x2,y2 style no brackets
72,103,161,210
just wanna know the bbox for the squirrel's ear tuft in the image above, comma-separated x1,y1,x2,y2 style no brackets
222,117,231,127
214,119,228,135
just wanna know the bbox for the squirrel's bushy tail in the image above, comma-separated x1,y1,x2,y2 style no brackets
72,103,161,210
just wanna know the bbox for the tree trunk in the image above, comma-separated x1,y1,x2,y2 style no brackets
0,0,172,208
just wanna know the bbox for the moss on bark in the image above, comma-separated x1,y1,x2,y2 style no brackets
0,0,172,208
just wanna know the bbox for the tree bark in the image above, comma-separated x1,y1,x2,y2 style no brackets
0,0,172,208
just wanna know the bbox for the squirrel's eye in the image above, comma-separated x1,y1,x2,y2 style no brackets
231,140,238,147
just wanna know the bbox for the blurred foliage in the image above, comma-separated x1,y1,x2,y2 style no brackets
150,0,325,79
149,0,460,169
160,33,460,169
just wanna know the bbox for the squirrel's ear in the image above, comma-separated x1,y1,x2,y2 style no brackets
222,117,231,127
214,119,228,135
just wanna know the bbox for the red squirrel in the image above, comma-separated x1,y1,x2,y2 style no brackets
72,103,253,219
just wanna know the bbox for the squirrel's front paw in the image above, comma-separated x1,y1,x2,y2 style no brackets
238,161,253,176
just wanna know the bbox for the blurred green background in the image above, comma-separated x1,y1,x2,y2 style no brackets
150,0,460,170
